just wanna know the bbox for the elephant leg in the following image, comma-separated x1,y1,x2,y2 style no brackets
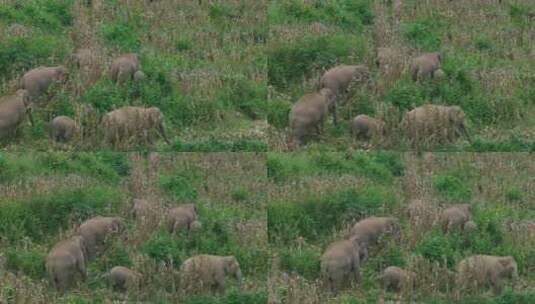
157,123,170,144
490,275,503,295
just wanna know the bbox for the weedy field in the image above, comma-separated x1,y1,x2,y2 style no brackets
0,0,267,151
0,152,268,303
267,152,535,303
268,0,535,152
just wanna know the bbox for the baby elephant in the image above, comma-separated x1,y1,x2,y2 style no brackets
288,88,335,146
456,255,517,296
20,66,68,103
381,266,416,293
180,255,242,293
0,89,33,139
321,236,364,293
101,106,170,146
49,116,76,142
351,115,386,142
166,204,199,233
46,235,88,291
76,216,125,259
410,52,442,81
349,217,400,256
439,204,472,233
108,266,142,292
110,53,143,84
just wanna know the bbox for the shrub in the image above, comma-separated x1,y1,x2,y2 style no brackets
0,0,73,31
279,245,321,280
102,21,141,52
433,175,472,202
5,246,46,279
159,169,199,201
401,17,443,51
184,290,268,304
171,139,268,152
415,230,461,268
217,77,267,120
384,79,425,112
231,187,250,202
505,187,523,203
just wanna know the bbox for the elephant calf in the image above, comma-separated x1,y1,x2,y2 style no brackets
108,266,142,292
110,53,144,84
288,88,334,146
101,106,170,146
410,52,442,81
456,255,517,296
351,114,386,141
381,266,416,293
0,90,33,139
401,104,470,146
49,116,76,142
321,237,364,292
349,217,400,258
20,66,68,103
166,204,199,233
319,65,370,125
46,236,88,291
439,204,473,233
76,216,125,259
180,255,242,293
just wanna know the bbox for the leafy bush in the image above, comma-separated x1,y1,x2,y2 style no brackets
415,231,461,268
279,245,321,280
159,169,199,201
401,17,443,50
102,21,141,52
5,246,46,279
384,79,425,112
217,77,267,120
0,0,73,31
433,175,472,202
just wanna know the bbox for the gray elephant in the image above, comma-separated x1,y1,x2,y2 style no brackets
351,114,386,141
349,217,400,258
288,88,335,146
70,48,95,69
166,204,199,233
410,53,442,81
20,66,68,103
439,204,472,233
76,216,125,259
107,266,142,292
0,90,33,139
381,266,416,293
109,53,143,84
179,255,242,293
49,116,76,142
318,65,370,125
46,235,88,291
456,255,517,296
321,236,363,292
101,106,170,146
401,104,470,146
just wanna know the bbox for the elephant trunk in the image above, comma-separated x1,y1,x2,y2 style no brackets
157,122,170,144
236,269,243,286
460,124,471,143
26,106,34,126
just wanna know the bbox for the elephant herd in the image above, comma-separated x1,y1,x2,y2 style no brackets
0,52,169,146
46,201,242,294
288,51,471,147
320,203,518,297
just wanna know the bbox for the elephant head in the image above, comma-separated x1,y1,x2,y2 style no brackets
147,107,170,144
448,106,470,142
223,256,242,284
55,66,69,83
319,88,336,110
17,89,34,126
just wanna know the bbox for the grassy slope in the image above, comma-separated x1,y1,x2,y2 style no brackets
267,152,535,303
0,0,267,151
267,0,535,152
0,152,268,303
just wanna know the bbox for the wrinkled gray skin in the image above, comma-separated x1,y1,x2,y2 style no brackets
410,53,442,81
109,54,142,84
319,65,370,125
180,255,242,293
0,90,33,139
321,236,363,293
20,66,68,103
349,217,400,259
46,235,88,291
439,204,472,233
288,88,335,146
402,104,470,146
76,216,125,259
101,106,170,146
381,266,416,293
108,266,141,292
166,204,199,233
456,255,518,296
50,116,76,142
351,114,386,141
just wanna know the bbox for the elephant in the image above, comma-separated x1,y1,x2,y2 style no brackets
76,216,125,259
101,106,170,146
109,53,143,84
376,47,398,72
20,66,68,103
189,220,202,232
107,266,142,292
49,116,76,142
318,65,370,125
439,204,472,233
434,69,446,80
463,220,478,233
46,235,88,291
166,204,199,233
410,52,442,81
401,104,470,146
288,88,335,146
132,198,154,219
381,266,416,293
70,48,95,69
406,199,436,230
0,89,33,139
456,255,517,296
133,71,146,82
349,217,400,256
179,255,242,293
351,114,386,141
321,236,363,292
